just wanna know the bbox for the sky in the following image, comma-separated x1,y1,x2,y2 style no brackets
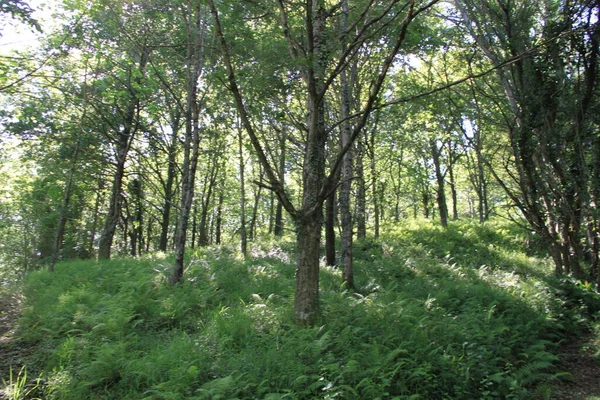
0,0,56,54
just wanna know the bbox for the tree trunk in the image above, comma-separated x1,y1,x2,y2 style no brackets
98,48,148,260
238,123,248,257
171,4,206,285
355,147,366,239
447,154,459,221
325,189,336,266
159,110,181,251
215,187,224,244
50,139,80,271
430,138,448,228
98,155,127,260
369,128,380,238
274,134,286,236
198,162,218,247
88,179,103,257
294,209,321,325
249,168,264,241
128,178,143,257
339,0,354,288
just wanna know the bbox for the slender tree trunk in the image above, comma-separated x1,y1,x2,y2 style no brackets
98,48,148,260
145,216,152,253
192,202,199,249
98,155,127,259
430,139,448,228
369,129,380,238
159,110,181,251
422,190,430,219
128,178,143,257
171,4,206,285
215,187,224,244
274,134,286,236
447,156,459,221
198,164,218,247
325,188,336,266
475,132,488,222
249,168,264,241
50,139,80,271
238,123,248,257
339,0,354,288
355,148,367,239
88,179,103,257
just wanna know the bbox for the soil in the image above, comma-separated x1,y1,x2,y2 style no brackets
550,335,600,400
0,291,599,399
0,291,37,400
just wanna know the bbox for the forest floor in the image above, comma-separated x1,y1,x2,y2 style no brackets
0,290,38,400
550,334,600,400
0,290,599,399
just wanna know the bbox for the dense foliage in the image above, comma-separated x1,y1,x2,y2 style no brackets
14,220,600,399
0,0,599,396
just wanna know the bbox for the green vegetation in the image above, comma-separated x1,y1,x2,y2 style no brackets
15,220,600,399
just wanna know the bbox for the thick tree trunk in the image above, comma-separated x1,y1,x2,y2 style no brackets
294,210,321,324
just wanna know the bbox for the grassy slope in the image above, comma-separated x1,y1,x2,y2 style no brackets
15,220,600,399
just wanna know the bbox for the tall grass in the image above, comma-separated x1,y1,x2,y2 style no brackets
15,220,599,399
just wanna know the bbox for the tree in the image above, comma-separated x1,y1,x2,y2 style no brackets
171,0,210,285
208,0,439,324
454,0,600,277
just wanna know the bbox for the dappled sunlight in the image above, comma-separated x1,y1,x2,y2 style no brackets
245,293,281,334
9,220,599,399
249,245,292,264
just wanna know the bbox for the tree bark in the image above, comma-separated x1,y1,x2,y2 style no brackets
50,139,80,271
355,147,367,239
238,123,248,257
430,138,448,228
159,110,181,251
274,134,286,236
325,188,336,266
171,3,206,285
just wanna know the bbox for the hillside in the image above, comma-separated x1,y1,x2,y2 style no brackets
1,220,599,399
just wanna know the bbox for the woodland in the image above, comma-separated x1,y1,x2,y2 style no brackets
0,0,599,399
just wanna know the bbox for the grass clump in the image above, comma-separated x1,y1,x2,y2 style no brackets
15,220,599,399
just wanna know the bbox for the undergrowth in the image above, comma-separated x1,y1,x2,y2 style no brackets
15,219,600,399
